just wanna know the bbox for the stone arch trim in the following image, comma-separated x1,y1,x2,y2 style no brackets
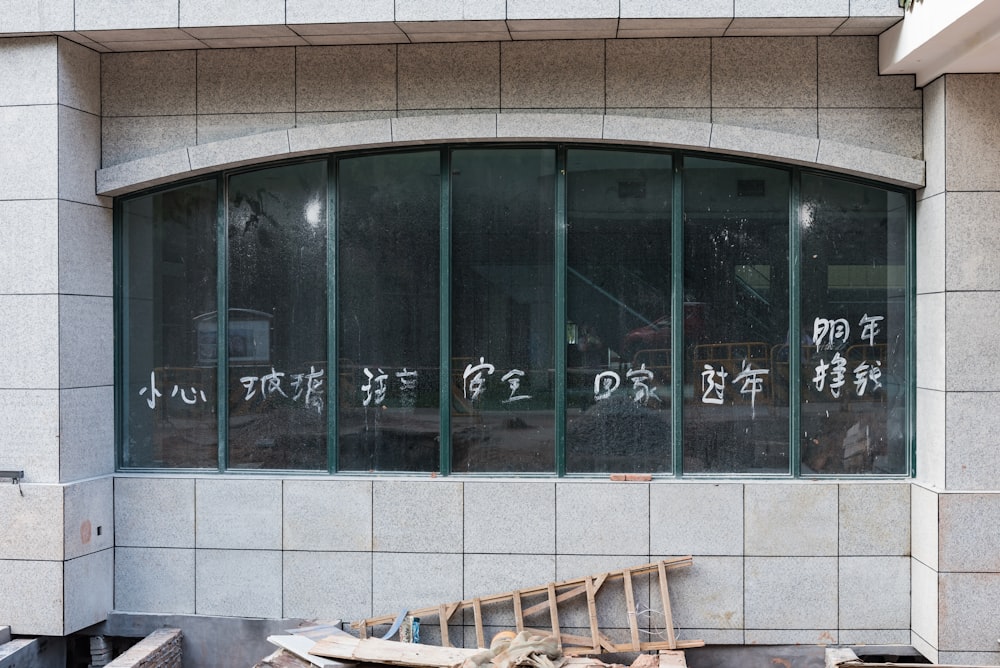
96,112,924,196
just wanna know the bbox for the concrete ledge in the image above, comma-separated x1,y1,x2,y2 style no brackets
96,112,925,197
2,5,904,47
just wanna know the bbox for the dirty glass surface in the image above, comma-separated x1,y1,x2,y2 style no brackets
123,179,218,468
565,149,673,473
337,151,441,472
682,158,791,474
121,146,910,476
227,161,328,470
799,174,908,474
451,148,556,472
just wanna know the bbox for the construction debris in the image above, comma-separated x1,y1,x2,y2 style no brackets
350,557,702,656
825,647,993,668
256,559,702,668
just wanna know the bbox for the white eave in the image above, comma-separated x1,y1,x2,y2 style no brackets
879,0,1000,86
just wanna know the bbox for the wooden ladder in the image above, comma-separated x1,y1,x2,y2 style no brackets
351,557,703,655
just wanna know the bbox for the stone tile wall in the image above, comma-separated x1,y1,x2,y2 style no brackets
912,71,1000,666
99,36,921,169
113,477,911,646
0,35,114,636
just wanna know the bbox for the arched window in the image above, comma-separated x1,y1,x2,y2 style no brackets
118,145,912,476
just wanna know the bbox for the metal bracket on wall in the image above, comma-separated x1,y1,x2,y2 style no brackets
0,470,24,496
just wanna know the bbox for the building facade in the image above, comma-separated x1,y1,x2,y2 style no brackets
0,1,998,665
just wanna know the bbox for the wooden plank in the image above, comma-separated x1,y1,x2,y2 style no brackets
637,640,704,652
547,582,561,650
621,567,640,651
521,585,587,618
513,590,525,632
438,604,451,648
254,648,314,668
559,632,618,657
656,560,677,650
309,636,479,668
584,576,600,652
267,635,353,668
521,629,602,648
472,597,485,649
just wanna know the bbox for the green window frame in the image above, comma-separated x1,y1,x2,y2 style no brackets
116,144,915,477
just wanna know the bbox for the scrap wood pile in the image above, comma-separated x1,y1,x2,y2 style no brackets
255,558,701,668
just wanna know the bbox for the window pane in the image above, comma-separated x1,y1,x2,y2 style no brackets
338,152,441,471
800,175,908,474
565,149,673,473
683,158,790,473
451,148,556,473
227,162,328,470
124,180,218,468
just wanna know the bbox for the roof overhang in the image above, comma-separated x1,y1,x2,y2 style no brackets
879,0,1000,86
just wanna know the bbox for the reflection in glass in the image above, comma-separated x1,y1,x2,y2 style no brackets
451,148,556,472
683,158,790,473
124,179,218,468
799,174,907,474
338,152,441,471
228,162,328,469
565,149,673,473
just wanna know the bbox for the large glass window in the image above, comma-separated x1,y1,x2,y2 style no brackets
682,158,790,474
799,174,908,474
451,148,556,473
566,149,673,474
118,146,912,477
227,162,329,470
123,179,217,468
338,152,441,472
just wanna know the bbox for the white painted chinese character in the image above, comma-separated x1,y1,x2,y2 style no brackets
138,370,162,409
593,370,621,400
171,385,206,405
261,367,288,398
701,364,728,405
239,375,259,400
852,360,882,397
829,352,847,398
395,368,418,408
501,369,532,403
362,367,388,407
859,314,884,346
813,317,850,350
291,366,325,413
462,357,495,402
813,358,829,393
627,364,661,405
732,359,769,416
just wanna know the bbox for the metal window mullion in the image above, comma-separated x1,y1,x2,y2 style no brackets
439,149,453,476
216,174,228,472
114,199,126,471
907,190,917,478
789,170,802,478
555,148,568,477
671,154,684,477
327,159,339,474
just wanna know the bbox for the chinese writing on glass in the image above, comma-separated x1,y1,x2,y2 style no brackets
138,314,885,415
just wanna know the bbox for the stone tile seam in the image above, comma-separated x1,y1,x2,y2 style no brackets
94,104,920,120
